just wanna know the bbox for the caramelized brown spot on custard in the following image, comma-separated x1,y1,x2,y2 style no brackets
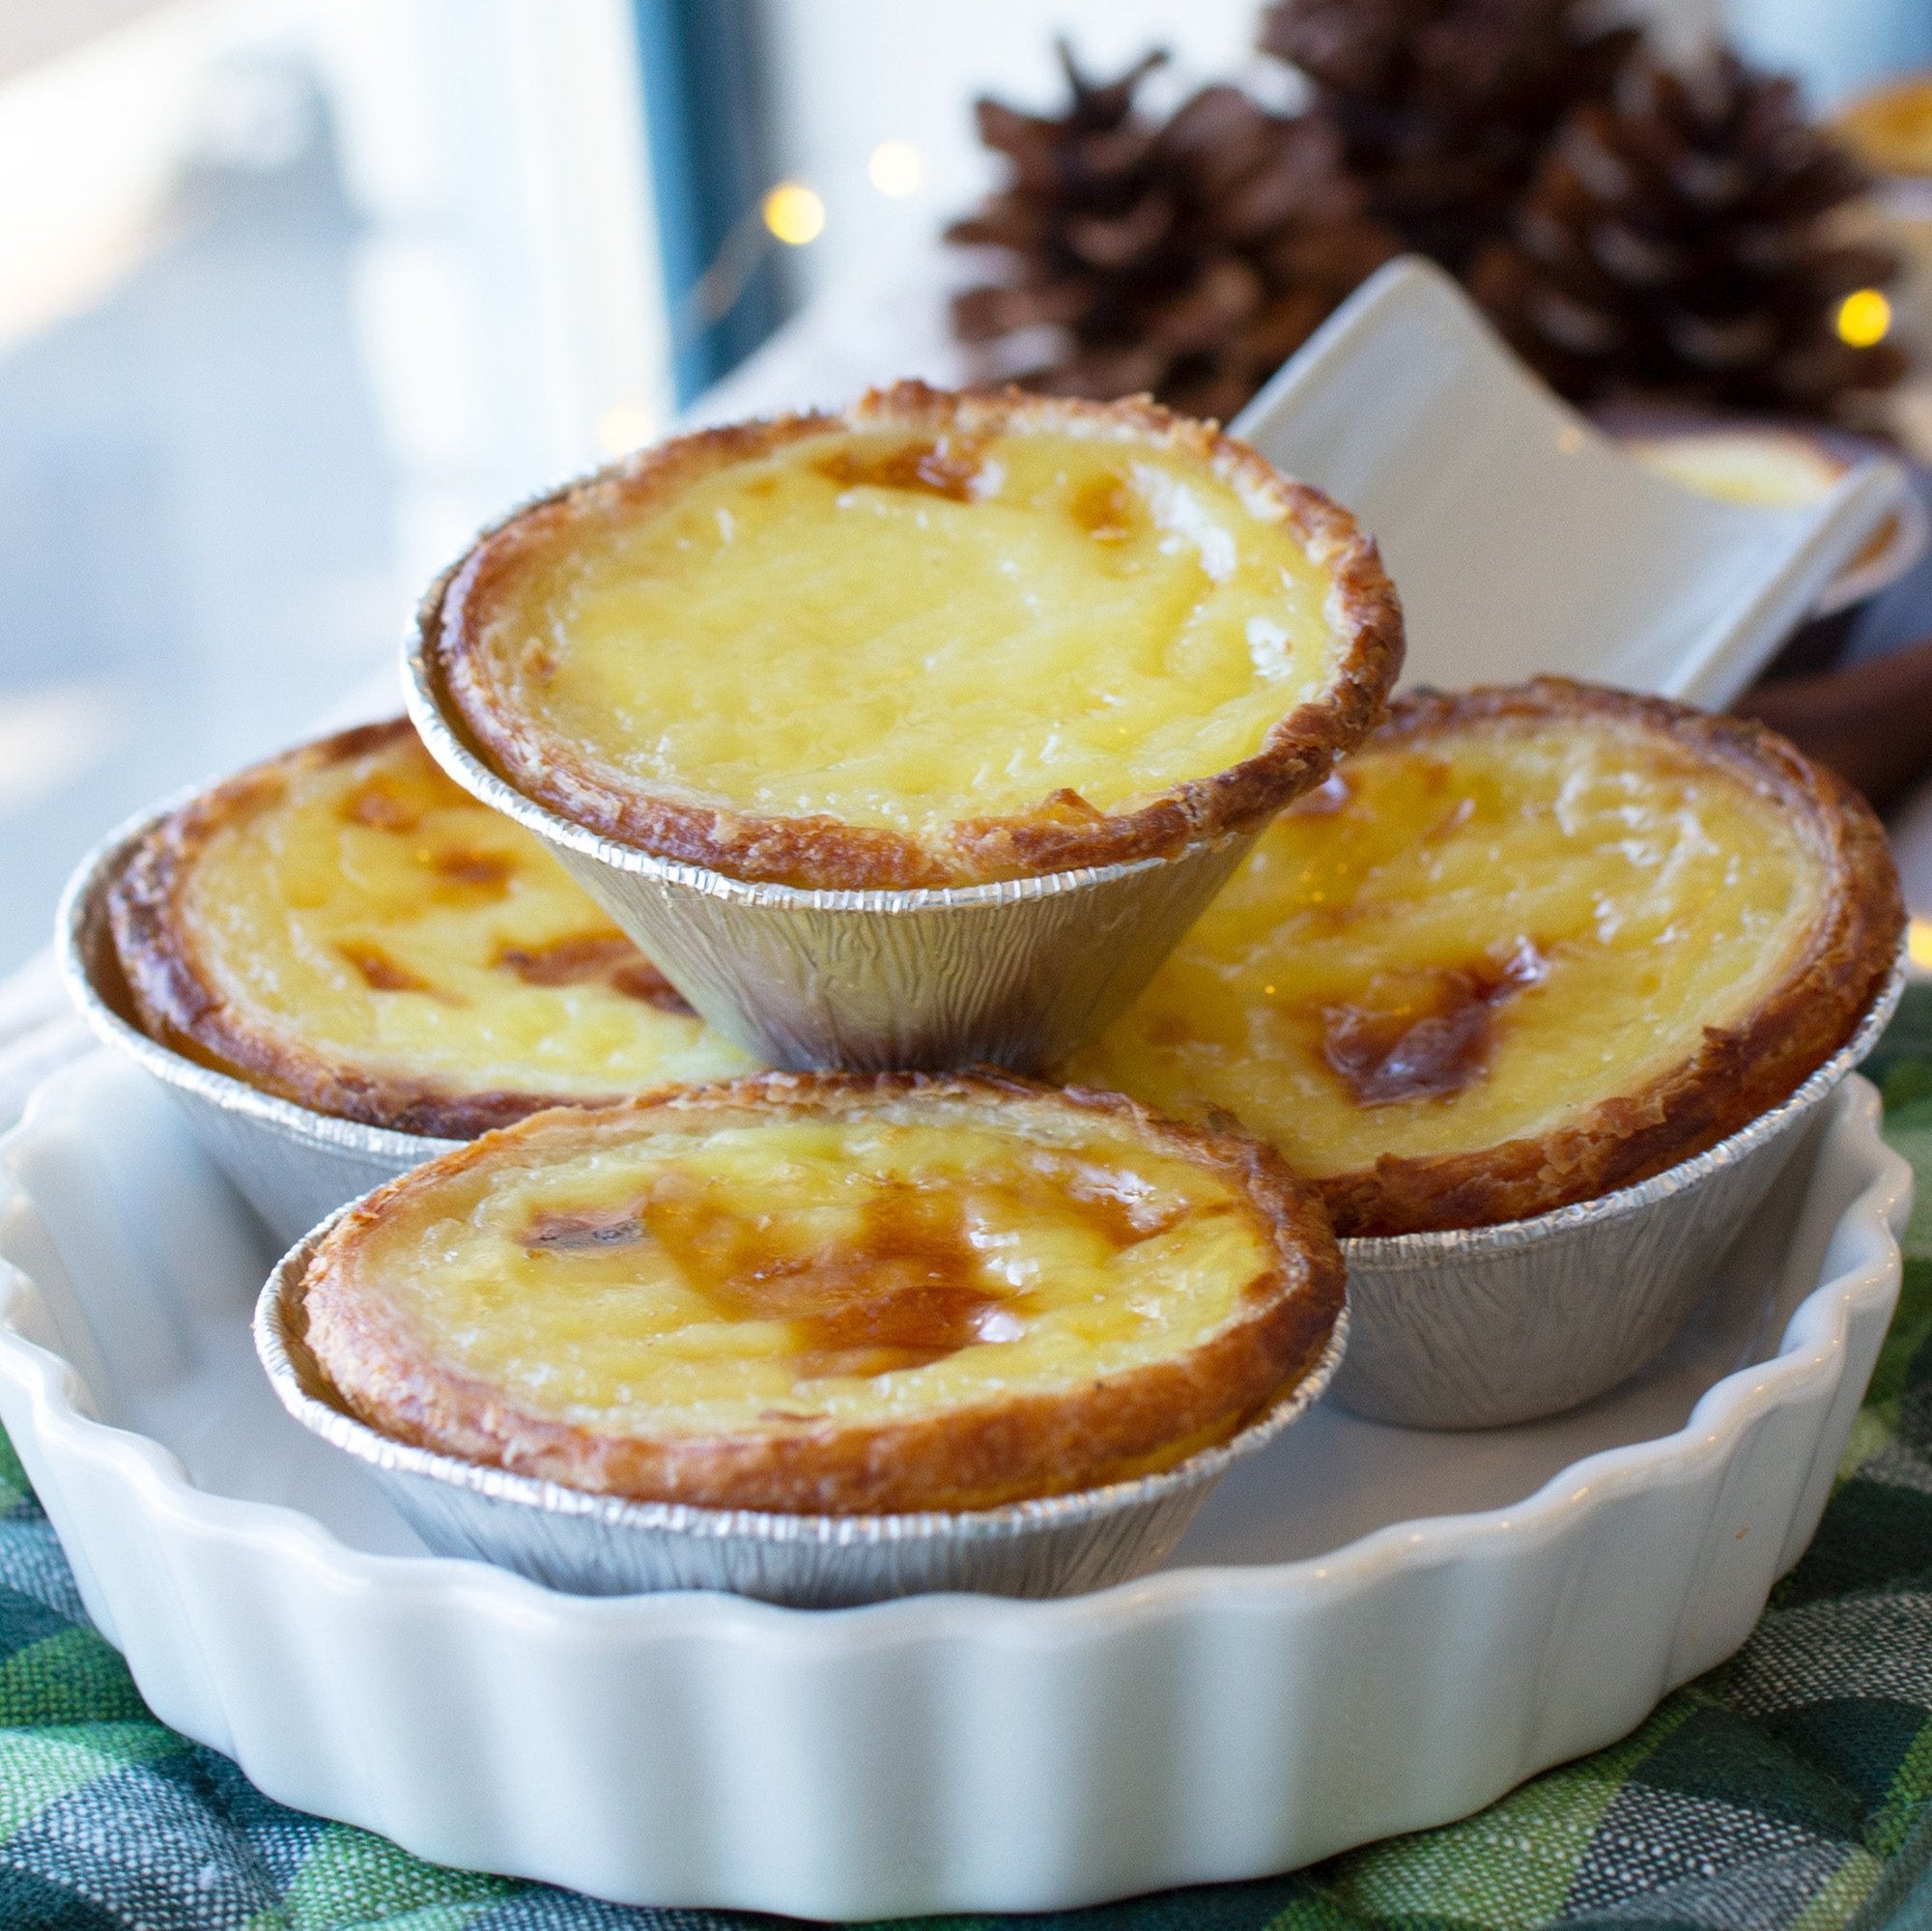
340,781,425,834
1321,941,1548,1106
707,1185,1009,1380
1068,471,1140,543
495,932,696,1014
339,941,437,995
523,1204,647,1252
425,847,515,892
515,1162,1207,1381
608,958,696,1012
815,439,981,502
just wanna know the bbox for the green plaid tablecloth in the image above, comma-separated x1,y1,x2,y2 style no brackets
6,1001,1932,1929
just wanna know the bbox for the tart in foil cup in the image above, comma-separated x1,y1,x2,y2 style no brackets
255,1225,1348,1607
57,809,457,1246
405,637,1260,1076
1332,962,1906,1430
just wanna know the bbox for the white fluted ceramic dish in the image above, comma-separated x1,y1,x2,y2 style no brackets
55,806,458,1245
257,1225,1346,1605
0,1047,1906,1917
1334,964,1905,1429
406,635,1257,1074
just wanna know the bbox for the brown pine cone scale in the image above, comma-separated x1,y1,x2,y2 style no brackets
1260,0,1639,270
1471,52,1907,417
946,42,1403,421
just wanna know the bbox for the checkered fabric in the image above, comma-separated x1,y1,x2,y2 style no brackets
4,1000,1932,1928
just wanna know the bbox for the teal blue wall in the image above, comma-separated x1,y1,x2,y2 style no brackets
632,0,785,405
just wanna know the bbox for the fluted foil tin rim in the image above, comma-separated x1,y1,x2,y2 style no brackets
404,636,1210,913
1343,959,1906,1272
56,803,453,1170
255,1210,1349,1571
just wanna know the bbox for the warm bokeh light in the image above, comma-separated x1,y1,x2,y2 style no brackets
867,139,925,197
762,182,825,245
1910,917,1932,978
1836,289,1892,349
595,401,657,455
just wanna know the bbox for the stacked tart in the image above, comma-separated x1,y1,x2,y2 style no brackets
290,1073,1345,1514
109,719,749,1137
422,383,1403,889
1066,679,1902,1236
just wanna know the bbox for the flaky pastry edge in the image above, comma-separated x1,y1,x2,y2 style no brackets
293,1070,1346,1515
424,382,1406,890
1313,678,1904,1237
106,718,673,1140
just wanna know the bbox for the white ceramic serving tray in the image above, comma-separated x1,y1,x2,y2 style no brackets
1234,260,1910,704
0,1049,1908,1917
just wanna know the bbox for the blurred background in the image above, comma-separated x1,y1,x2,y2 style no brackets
2,0,1931,974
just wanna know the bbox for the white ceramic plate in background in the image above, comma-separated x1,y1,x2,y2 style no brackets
1231,259,1905,706
0,1049,1906,1917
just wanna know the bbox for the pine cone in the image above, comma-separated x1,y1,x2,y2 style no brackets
1260,0,1639,270
1469,51,1908,417
947,43,1403,421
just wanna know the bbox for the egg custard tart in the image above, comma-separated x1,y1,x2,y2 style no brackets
1064,680,1902,1236
425,383,1403,890
110,720,750,1137
294,1071,1345,1514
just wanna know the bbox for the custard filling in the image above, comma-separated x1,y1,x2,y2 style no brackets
1064,719,1826,1176
335,1110,1273,1435
464,425,1348,838
178,732,750,1098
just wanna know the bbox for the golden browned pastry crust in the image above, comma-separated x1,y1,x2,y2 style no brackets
423,382,1405,890
109,720,743,1138
293,1070,1346,1514
1323,680,1902,1235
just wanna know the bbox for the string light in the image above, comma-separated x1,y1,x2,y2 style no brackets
762,182,825,245
595,402,656,455
867,140,925,197
1835,289,1892,349
1910,917,1932,977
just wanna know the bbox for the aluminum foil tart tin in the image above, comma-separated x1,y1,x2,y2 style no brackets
57,809,457,1247
405,637,1259,1074
255,1224,1349,1606
1333,962,1907,1431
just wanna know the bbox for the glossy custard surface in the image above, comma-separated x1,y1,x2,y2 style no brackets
334,1107,1273,1435
467,426,1348,837
1065,718,1825,1177
181,731,749,1099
